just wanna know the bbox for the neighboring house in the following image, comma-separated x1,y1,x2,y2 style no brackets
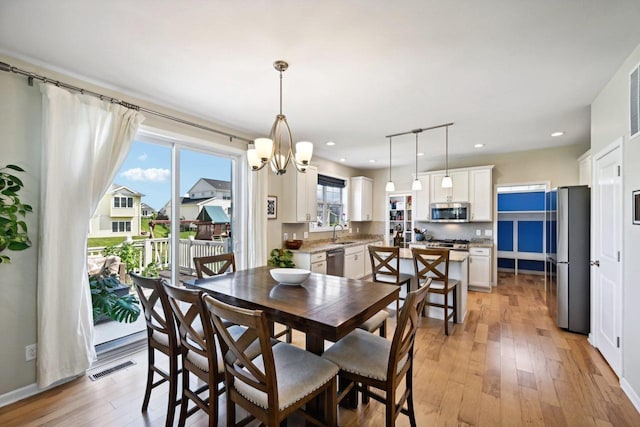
140,203,156,218
88,184,144,238
159,178,232,220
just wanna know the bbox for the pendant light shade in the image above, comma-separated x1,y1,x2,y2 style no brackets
247,60,313,175
385,136,395,192
441,125,453,188
411,131,422,191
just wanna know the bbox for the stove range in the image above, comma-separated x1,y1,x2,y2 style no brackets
424,239,469,250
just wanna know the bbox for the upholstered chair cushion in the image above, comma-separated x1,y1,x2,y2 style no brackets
357,310,390,333
322,329,407,381
234,343,339,411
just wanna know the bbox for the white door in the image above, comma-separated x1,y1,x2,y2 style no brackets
592,140,623,375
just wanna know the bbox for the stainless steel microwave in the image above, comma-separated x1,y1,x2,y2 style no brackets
430,202,470,222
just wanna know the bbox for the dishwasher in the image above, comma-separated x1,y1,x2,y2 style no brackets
326,248,344,277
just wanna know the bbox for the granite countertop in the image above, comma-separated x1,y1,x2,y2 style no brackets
399,248,469,262
468,241,494,248
291,236,384,254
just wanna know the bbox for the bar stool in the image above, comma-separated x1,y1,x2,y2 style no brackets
412,247,459,335
368,245,413,315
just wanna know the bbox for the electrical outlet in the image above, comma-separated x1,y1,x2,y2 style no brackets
303,231,309,238
283,233,288,241
25,344,37,361
349,228,352,233
356,227,359,233
292,233,297,240
476,229,481,236
484,229,493,237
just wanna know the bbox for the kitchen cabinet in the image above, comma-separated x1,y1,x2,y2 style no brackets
350,176,373,221
412,174,430,221
469,168,493,221
430,171,469,203
469,247,491,291
280,165,318,222
292,251,327,274
344,244,365,279
386,193,412,246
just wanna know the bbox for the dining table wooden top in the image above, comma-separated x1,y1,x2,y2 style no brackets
186,266,400,354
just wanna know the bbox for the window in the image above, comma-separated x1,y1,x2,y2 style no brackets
315,174,346,229
113,196,133,208
111,221,131,232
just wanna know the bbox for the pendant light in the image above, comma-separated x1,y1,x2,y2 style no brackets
385,136,395,192
411,130,422,191
441,125,453,188
247,60,313,175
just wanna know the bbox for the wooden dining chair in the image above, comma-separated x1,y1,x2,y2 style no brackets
322,278,431,427
412,247,459,335
194,253,293,344
368,245,413,315
193,253,236,278
130,272,181,427
203,293,339,427
162,281,241,427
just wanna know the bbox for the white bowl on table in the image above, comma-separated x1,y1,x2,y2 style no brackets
270,268,311,286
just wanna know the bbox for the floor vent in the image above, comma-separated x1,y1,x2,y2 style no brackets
88,360,136,381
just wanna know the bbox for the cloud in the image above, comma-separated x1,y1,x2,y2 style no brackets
138,153,148,161
121,167,170,182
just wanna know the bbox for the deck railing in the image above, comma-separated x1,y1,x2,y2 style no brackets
88,237,230,275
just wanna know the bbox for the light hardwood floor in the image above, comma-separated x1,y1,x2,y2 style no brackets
1,272,639,426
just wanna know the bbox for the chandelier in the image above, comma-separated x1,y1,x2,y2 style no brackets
247,60,313,175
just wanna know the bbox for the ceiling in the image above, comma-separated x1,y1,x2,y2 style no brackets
2,1,640,169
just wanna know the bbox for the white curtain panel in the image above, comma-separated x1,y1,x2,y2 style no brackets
37,84,144,388
247,165,268,268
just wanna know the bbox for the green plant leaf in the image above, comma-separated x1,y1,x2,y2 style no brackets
5,164,25,172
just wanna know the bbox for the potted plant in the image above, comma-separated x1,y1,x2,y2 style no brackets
90,261,141,324
0,164,32,264
268,248,296,268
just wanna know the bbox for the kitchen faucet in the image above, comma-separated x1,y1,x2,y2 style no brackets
332,224,344,242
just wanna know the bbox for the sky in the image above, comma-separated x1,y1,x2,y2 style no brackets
115,140,232,210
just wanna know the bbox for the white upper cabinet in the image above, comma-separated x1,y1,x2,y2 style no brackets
469,167,493,221
430,171,469,203
280,165,318,222
350,176,373,221
413,174,430,220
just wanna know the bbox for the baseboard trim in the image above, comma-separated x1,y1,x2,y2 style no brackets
588,333,595,347
621,377,640,414
0,375,78,408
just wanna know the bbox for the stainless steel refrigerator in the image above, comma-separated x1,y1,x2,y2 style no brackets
545,186,590,334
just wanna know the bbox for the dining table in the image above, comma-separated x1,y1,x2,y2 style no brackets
186,265,400,355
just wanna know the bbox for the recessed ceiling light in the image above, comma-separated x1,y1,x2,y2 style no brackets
326,141,336,146
340,158,346,162
369,159,376,163
417,152,425,156
551,131,564,137
474,144,485,148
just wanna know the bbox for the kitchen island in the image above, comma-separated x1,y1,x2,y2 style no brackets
398,248,469,323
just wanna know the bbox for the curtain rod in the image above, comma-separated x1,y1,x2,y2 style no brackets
386,122,454,138
0,61,254,144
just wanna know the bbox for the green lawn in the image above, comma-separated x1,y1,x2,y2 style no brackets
87,219,194,249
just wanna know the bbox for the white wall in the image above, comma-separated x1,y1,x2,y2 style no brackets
591,43,640,405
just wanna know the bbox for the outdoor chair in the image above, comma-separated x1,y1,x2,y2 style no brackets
322,278,431,427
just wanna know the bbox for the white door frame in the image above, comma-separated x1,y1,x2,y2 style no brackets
590,137,624,376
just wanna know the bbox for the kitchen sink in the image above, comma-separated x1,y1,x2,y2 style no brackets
334,241,356,245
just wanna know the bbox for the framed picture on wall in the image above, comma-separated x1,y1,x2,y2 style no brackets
633,190,640,225
267,195,277,220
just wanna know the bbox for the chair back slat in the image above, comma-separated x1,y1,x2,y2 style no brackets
194,253,236,279
130,272,177,344
412,247,450,284
162,282,220,377
203,294,279,410
368,245,401,282
387,278,431,382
